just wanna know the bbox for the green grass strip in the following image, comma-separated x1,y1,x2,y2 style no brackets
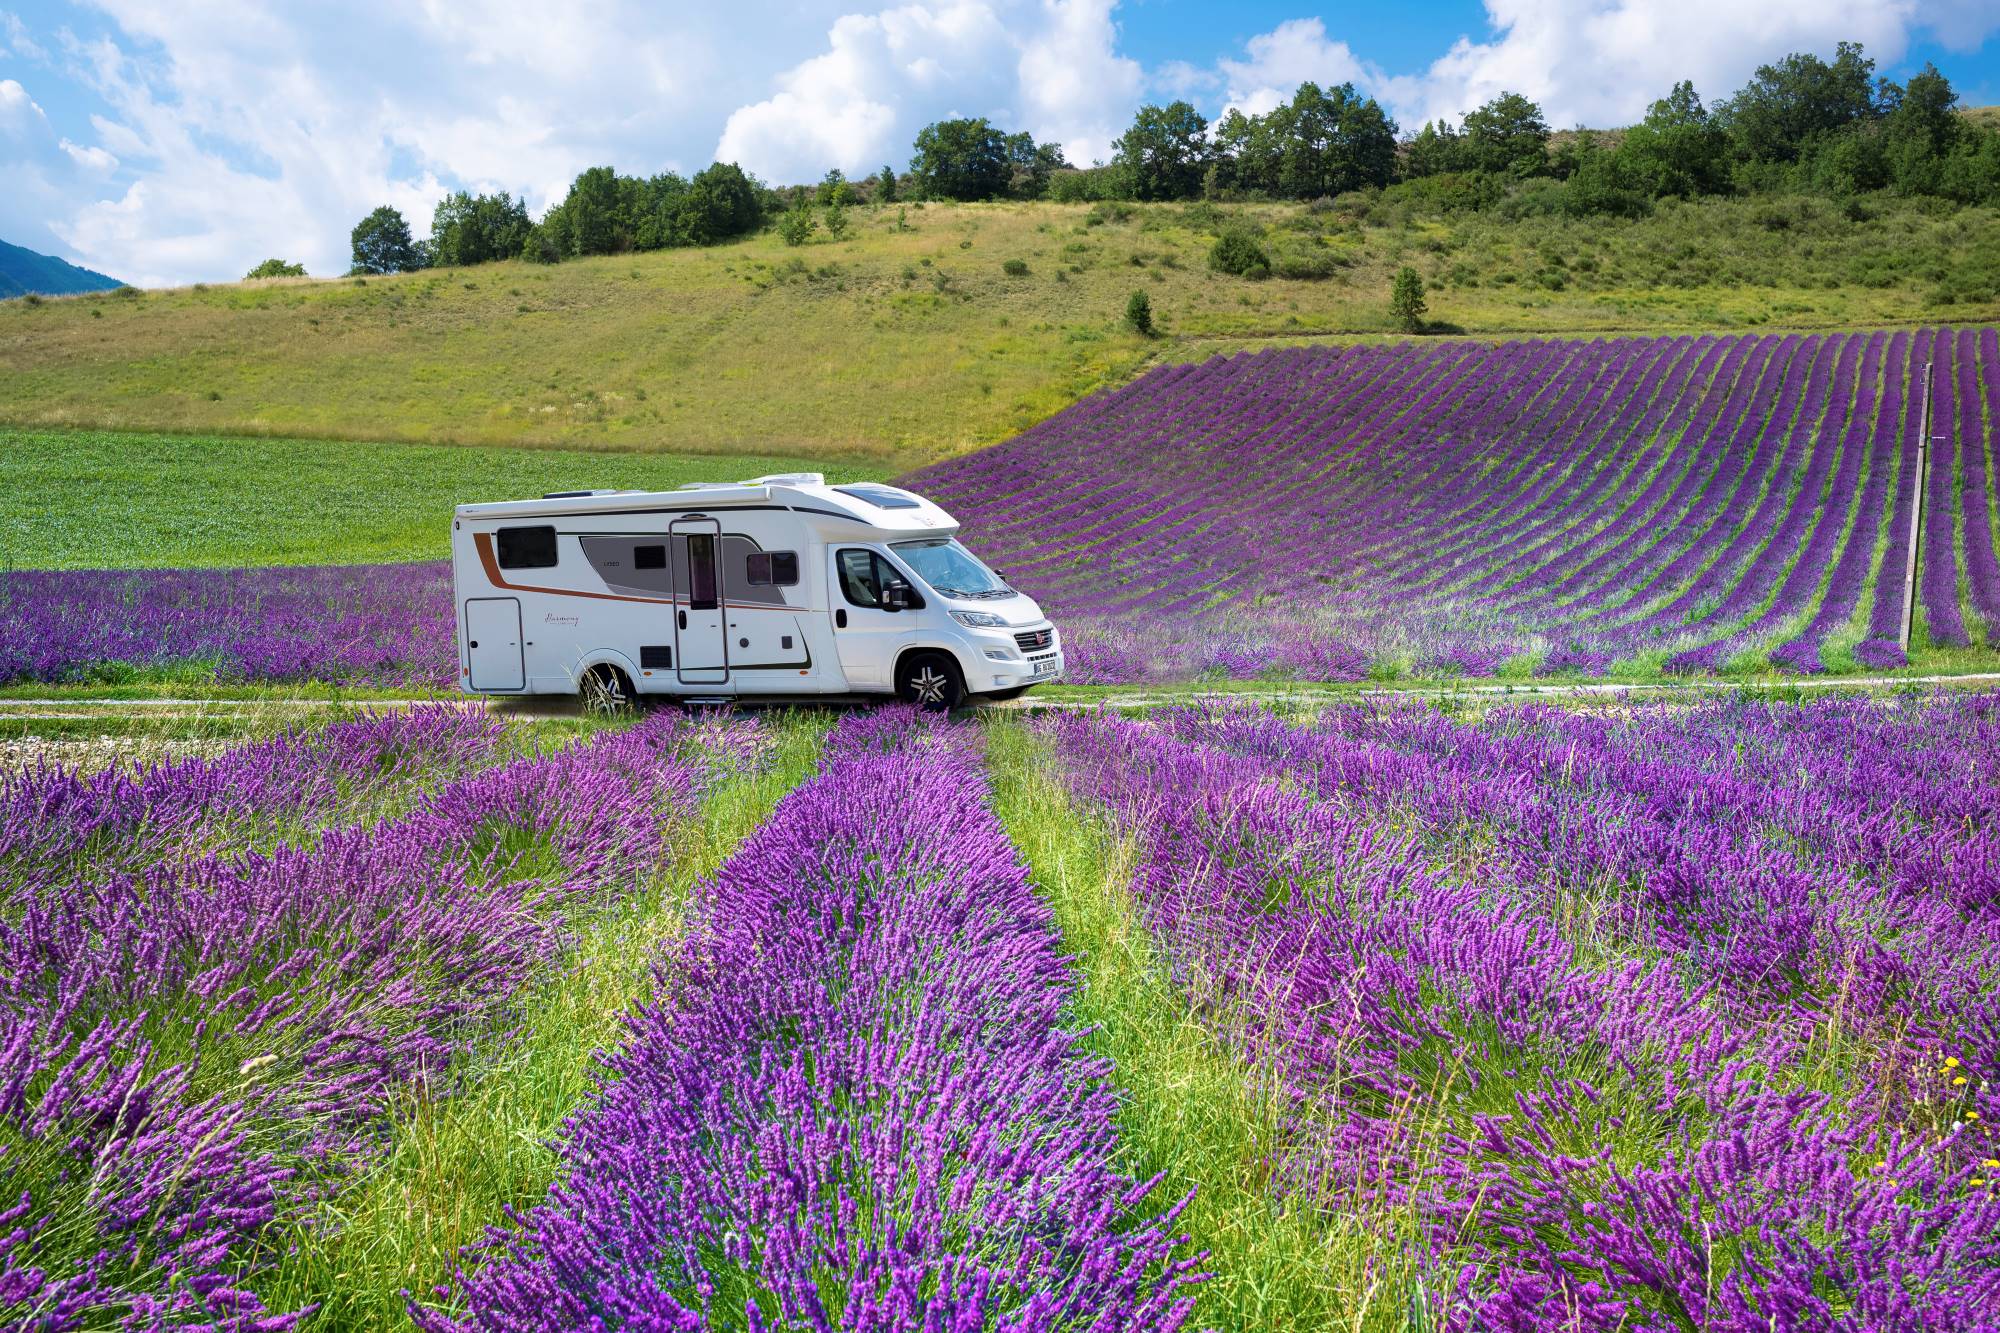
252,708,832,1330
984,716,1436,1331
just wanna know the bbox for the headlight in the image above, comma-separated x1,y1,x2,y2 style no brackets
950,609,1009,628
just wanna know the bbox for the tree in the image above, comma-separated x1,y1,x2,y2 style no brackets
1005,135,1067,198
244,258,305,279
816,169,854,208
779,200,818,246
673,163,763,245
1258,82,1399,198
1403,120,1465,178
1461,92,1549,176
350,205,423,274
1125,289,1155,336
1113,101,1210,201
1881,62,1963,195
1719,41,1880,165
1207,108,1264,194
876,165,898,202
1389,267,1426,331
430,190,532,266
823,200,850,240
1615,82,1730,197
911,118,1012,200
553,165,636,257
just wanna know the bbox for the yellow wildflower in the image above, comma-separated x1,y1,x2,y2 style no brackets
1955,1076,1970,1086
1945,1057,1961,1070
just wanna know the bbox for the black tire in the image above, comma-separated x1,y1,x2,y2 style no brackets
984,686,1031,701
580,664,635,716
896,651,965,712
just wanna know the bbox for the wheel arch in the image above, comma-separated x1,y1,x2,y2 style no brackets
893,642,971,688
573,649,640,696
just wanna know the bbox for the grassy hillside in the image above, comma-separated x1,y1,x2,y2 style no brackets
3,196,1995,466
0,428,884,568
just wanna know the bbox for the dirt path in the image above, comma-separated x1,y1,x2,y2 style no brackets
4,671,1998,722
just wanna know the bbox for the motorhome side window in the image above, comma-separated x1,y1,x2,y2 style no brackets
633,544,666,570
746,551,799,586
496,525,558,569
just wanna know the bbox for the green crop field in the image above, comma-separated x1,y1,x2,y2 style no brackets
4,196,1995,469
0,428,886,568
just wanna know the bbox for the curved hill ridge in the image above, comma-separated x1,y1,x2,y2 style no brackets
0,239,123,299
911,327,2000,677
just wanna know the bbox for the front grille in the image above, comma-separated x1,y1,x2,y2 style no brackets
1014,627,1055,652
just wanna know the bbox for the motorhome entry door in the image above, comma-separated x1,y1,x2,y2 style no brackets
464,597,524,691
671,518,729,684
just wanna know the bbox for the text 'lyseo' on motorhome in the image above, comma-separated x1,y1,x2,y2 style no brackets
450,474,1064,708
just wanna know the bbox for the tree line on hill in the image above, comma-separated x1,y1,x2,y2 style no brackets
315,38,1994,279
1091,43,1998,216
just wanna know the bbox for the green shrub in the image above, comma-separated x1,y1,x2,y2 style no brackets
1390,266,1427,331
1208,228,1271,279
1125,289,1155,336
779,203,818,246
1002,258,1030,276
245,258,307,280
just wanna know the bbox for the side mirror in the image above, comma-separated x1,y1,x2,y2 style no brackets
883,582,914,612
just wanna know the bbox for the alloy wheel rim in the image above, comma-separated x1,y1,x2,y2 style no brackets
912,668,948,703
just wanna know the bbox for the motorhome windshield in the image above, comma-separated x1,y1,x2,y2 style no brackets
891,538,1013,600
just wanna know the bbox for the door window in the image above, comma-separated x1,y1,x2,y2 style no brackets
837,548,885,607
685,533,719,609
838,549,923,610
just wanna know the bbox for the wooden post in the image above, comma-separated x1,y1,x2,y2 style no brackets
1899,360,1934,655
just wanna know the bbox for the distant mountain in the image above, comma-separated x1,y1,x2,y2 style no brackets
0,239,124,299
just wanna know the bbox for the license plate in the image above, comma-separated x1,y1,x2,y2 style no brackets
1029,659,1058,679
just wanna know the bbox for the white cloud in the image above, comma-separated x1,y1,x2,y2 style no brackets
4,11,49,61
717,3,1016,182
716,0,1140,179
1217,18,1377,120
58,135,116,169
26,1,731,285
1384,0,2000,129
0,75,43,126
1014,0,1142,165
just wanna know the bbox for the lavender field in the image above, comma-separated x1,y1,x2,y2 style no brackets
6,326,1998,688
4,694,1997,1330
915,324,2000,682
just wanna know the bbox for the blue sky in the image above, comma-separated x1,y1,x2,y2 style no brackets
3,1,1996,287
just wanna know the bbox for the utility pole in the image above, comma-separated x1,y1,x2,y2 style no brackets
1899,360,1934,656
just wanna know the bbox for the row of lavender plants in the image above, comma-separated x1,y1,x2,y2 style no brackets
1046,693,2000,1328
1,705,503,885
1,707,749,1328
416,710,1203,1331
0,563,455,686
913,325,2000,680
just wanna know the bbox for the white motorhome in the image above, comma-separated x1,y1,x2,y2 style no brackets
449,474,1063,708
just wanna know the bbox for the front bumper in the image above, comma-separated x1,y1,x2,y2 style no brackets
961,625,1064,692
